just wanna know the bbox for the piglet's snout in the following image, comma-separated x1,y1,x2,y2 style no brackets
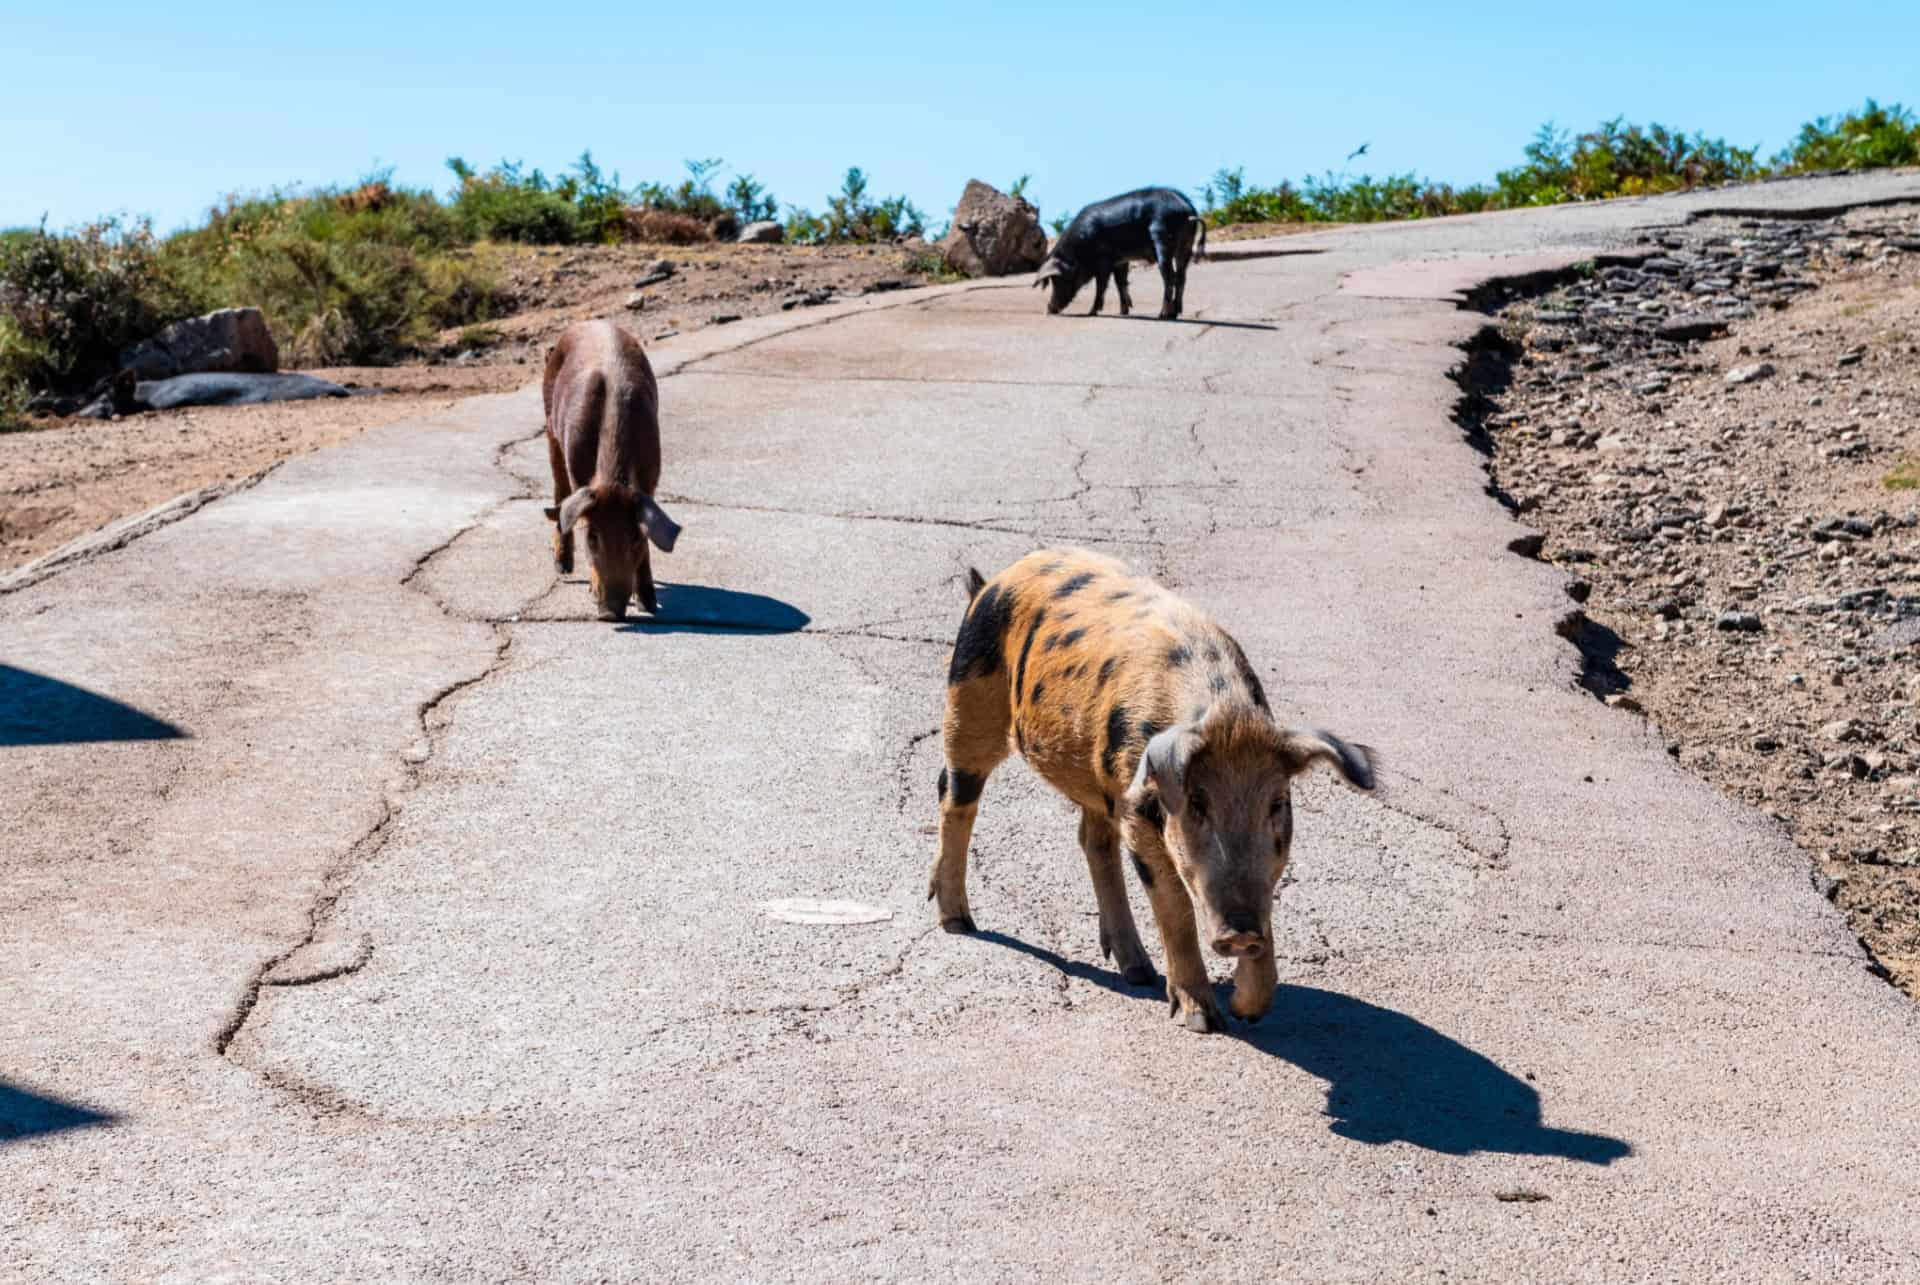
1211,914,1266,959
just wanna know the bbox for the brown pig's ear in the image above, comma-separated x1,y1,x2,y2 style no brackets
1128,724,1206,816
555,489,595,535
1281,728,1375,791
639,495,680,553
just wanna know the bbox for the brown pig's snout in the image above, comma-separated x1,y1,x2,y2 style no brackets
1211,914,1266,959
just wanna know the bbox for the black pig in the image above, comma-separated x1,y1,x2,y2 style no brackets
1035,187,1207,320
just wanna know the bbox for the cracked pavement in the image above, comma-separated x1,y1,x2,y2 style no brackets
6,172,1920,1281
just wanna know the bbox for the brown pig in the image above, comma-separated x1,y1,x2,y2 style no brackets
542,321,681,619
929,548,1374,1033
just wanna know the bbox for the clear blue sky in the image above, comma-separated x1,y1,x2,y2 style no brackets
5,1,1915,234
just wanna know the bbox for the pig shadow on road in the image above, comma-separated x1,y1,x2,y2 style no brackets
0,1079,116,1146
615,583,810,635
0,664,188,747
1097,316,1280,332
977,931,1630,1165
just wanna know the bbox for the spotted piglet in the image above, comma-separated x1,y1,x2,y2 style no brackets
929,548,1374,1033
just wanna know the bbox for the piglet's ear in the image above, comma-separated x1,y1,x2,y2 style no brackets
1281,728,1375,791
543,505,560,522
555,489,595,535
1128,724,1206,816
639,495,680,553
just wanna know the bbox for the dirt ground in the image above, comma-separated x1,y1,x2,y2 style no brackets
1,240,942,572
1476,204,1920,991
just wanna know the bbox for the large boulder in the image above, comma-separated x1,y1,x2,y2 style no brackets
119,307,279,381
737,220,784,244
937,180,1048,277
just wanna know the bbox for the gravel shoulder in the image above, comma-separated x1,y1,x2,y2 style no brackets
1476,203,1920,991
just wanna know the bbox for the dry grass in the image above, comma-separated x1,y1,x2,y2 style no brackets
624,209,713,245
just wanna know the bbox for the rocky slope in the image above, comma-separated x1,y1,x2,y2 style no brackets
1477,203,1920,990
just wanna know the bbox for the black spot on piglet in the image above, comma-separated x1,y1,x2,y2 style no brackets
1102,705,1131,778
948,583,1013,684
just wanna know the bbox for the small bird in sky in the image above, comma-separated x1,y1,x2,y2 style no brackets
1346,142,1371,163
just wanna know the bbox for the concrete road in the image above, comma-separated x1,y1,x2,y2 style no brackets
7,172,1920,1282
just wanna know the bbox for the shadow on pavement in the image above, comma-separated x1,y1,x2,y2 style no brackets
977,931,1631,1165
0,664,188,747
1096,315,1280,332
0,1079,116,1145
616,583,810,635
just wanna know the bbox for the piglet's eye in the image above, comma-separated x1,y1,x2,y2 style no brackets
1270,797,1289,818
1187,789,1209,820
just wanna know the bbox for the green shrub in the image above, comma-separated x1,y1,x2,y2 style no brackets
162,188,505,366
446,152,638,244
635,157,729,224
0,218,193,420
785,168,926,245
1495,119,1763,205
1201,167,1318,223
447,158,584,244
1778,100,1920,171
727,172,779,224
902,247,966,283
1203,115,1772,228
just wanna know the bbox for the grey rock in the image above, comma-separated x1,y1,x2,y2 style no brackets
1725,362,1776,386
118,307,278,381
1872,618,1920,650
737,220,784,244
1657,315,1724,343
1716,610,1764,633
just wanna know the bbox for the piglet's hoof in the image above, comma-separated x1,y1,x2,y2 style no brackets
941,915,977,935
1122,961,1158,987
1230,991,1272,1023
1169,986,1225,1034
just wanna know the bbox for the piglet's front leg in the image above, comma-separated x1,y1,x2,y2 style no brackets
1138,852,1225,1033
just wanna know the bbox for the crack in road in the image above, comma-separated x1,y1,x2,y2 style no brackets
1371,771,1515,869
215,432,543,1065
